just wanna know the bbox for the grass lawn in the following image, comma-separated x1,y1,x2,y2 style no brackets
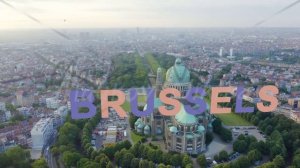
215,113,253,126
138,95,147,103
130,131,143,144
122,95,147,113
122,101,131,112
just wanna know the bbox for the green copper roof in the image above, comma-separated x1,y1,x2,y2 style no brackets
175,104,198,125
186,133,194,139
135,118,142,126
144,125,150,130
137,123,144,129
166,58,190,83
198,125,205,133
169,126,178,133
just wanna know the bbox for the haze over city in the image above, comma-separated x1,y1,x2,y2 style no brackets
1,0,300,29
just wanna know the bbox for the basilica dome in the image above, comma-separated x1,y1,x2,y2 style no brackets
166,58,190,83
175,104,197,125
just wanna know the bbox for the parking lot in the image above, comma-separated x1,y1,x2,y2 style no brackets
91,108,129,150
227,126,266,141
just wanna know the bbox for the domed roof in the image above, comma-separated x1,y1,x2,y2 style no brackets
144,125,150,130
137,123,144,129
169,126,178,133
166,58,190,83
175,104,197,125
135,118,142,126
197,125,205,133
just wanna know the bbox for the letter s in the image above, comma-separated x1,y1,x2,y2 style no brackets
257,85,279,112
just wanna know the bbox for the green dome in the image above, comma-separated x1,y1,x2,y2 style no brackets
175,104,197,125
144,125,150,130
166,58,190,83
135,118,142,126
137,123,144,129
169,126,178,133
198,125,205,133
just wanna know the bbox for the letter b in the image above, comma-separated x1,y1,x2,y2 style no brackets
70,90,96,119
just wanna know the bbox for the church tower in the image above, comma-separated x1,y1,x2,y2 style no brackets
156,67,163,97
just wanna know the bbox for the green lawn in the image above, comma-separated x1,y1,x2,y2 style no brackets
215,113,253,126
122,101,131,112
122,95,147,113
130,131,143,144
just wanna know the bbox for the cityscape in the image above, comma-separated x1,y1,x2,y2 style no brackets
1,1,300,168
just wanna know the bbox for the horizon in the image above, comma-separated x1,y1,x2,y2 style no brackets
1,0,300,29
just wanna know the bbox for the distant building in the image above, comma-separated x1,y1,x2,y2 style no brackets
54,106,68,125
219,47,223,57
17,107,31,117
30,118,53,149
5,111,11,121
288,98,300,109
0,102,6,111
46,97,60,109
16,91,33,107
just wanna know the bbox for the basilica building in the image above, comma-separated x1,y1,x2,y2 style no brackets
135,58,212,154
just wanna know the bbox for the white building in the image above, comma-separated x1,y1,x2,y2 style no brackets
54,106,68,117
5,111,11,120
54,106,68,124
31,118,53,149
46,97,60,109
0,102,6,111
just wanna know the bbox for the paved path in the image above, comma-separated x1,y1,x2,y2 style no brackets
205,133,233,157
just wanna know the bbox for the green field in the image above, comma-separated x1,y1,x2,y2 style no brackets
215,113,253,126
122,95,147,112
130,131,143,144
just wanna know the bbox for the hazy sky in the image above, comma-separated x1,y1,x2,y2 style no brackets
1,0,300,29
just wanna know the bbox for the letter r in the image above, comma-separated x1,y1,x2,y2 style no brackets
70,90,96,119
100,90,127,118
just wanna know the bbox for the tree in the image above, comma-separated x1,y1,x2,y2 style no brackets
99,156,110,168
197,154,207,168
139,160,149,168
220,128,232,142
292,154,300,168
106,161,113,168
51,146,60,157
247,149,262,164
273,155,285,168
233,140,248,153
185,163,193,168
171,154,181,167
5,146,30,168
182,154,192,168
218,150,229,161
131,158,140,168
212,118,222,134
32,158,48,168
121,153,135,168
62,151,81,168
58,122,80,146
235,156,250,168
258,162,276,168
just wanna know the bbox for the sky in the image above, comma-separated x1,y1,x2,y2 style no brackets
0,0,300,29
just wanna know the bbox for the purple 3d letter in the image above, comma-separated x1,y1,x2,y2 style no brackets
235,86,254,113
70,90,96,119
